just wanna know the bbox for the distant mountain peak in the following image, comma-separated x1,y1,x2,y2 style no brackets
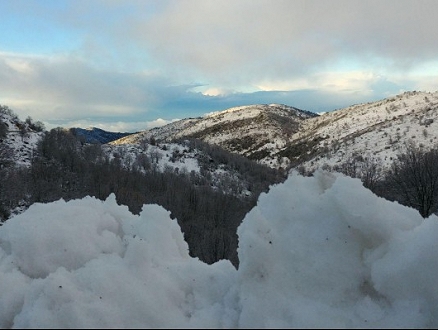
72,127,134,144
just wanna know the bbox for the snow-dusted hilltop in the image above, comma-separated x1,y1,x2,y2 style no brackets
111,104,318,168
111,91,438,172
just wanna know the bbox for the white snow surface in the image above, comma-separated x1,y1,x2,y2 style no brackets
1,171,437,328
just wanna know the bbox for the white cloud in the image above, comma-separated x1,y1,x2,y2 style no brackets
49,118,179,133
2,1,438,129
315,71,377,94
0,52,193,130
128,0,438,86
256,71,379,96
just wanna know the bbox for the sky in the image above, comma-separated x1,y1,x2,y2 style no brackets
1,0,438,132
1,171,437,328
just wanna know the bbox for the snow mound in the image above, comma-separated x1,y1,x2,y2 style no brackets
0,172,437,328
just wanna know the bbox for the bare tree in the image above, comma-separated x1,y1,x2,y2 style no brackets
139,138,149,151
359,158,382,191
0,142,13,169
384,143,438,218
0,119,7,139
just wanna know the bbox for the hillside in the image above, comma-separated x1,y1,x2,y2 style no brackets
0,107,285,266
280,90,438,172
0,107,44,167
110,91,438,173
3,91,438,192
111,104,318,168
71,127,134,144
2,93,438,326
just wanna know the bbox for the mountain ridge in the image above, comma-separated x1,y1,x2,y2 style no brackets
111,103,318,168
3,91,438,174
109,91,438,172
72,127,135,144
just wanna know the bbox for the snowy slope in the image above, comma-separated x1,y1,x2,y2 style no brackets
112,93,438,172
284,91,438,171
112,104,317,168
103,139,258,198
111,118,200,145
4,90,438,176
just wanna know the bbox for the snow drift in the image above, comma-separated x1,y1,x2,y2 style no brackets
0,171,437,328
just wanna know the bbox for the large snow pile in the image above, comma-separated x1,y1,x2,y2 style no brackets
0,171,437,328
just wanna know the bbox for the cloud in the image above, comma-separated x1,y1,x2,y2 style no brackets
0,50,418,133
52,118,179,133
1,1,438,132
256,71,384,95
201,87,234,97
0,52,198,131
128,0,438,86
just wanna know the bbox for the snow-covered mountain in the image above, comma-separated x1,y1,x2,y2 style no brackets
2,91,438,267
3,91,438,176
111,104,318,168
282,90,438,172
0,106,283,206
110,92,438,172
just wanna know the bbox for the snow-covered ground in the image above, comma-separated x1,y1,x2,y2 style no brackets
0,112,43,167
104,140,253,198
0,171,437,328
104,141,202,175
